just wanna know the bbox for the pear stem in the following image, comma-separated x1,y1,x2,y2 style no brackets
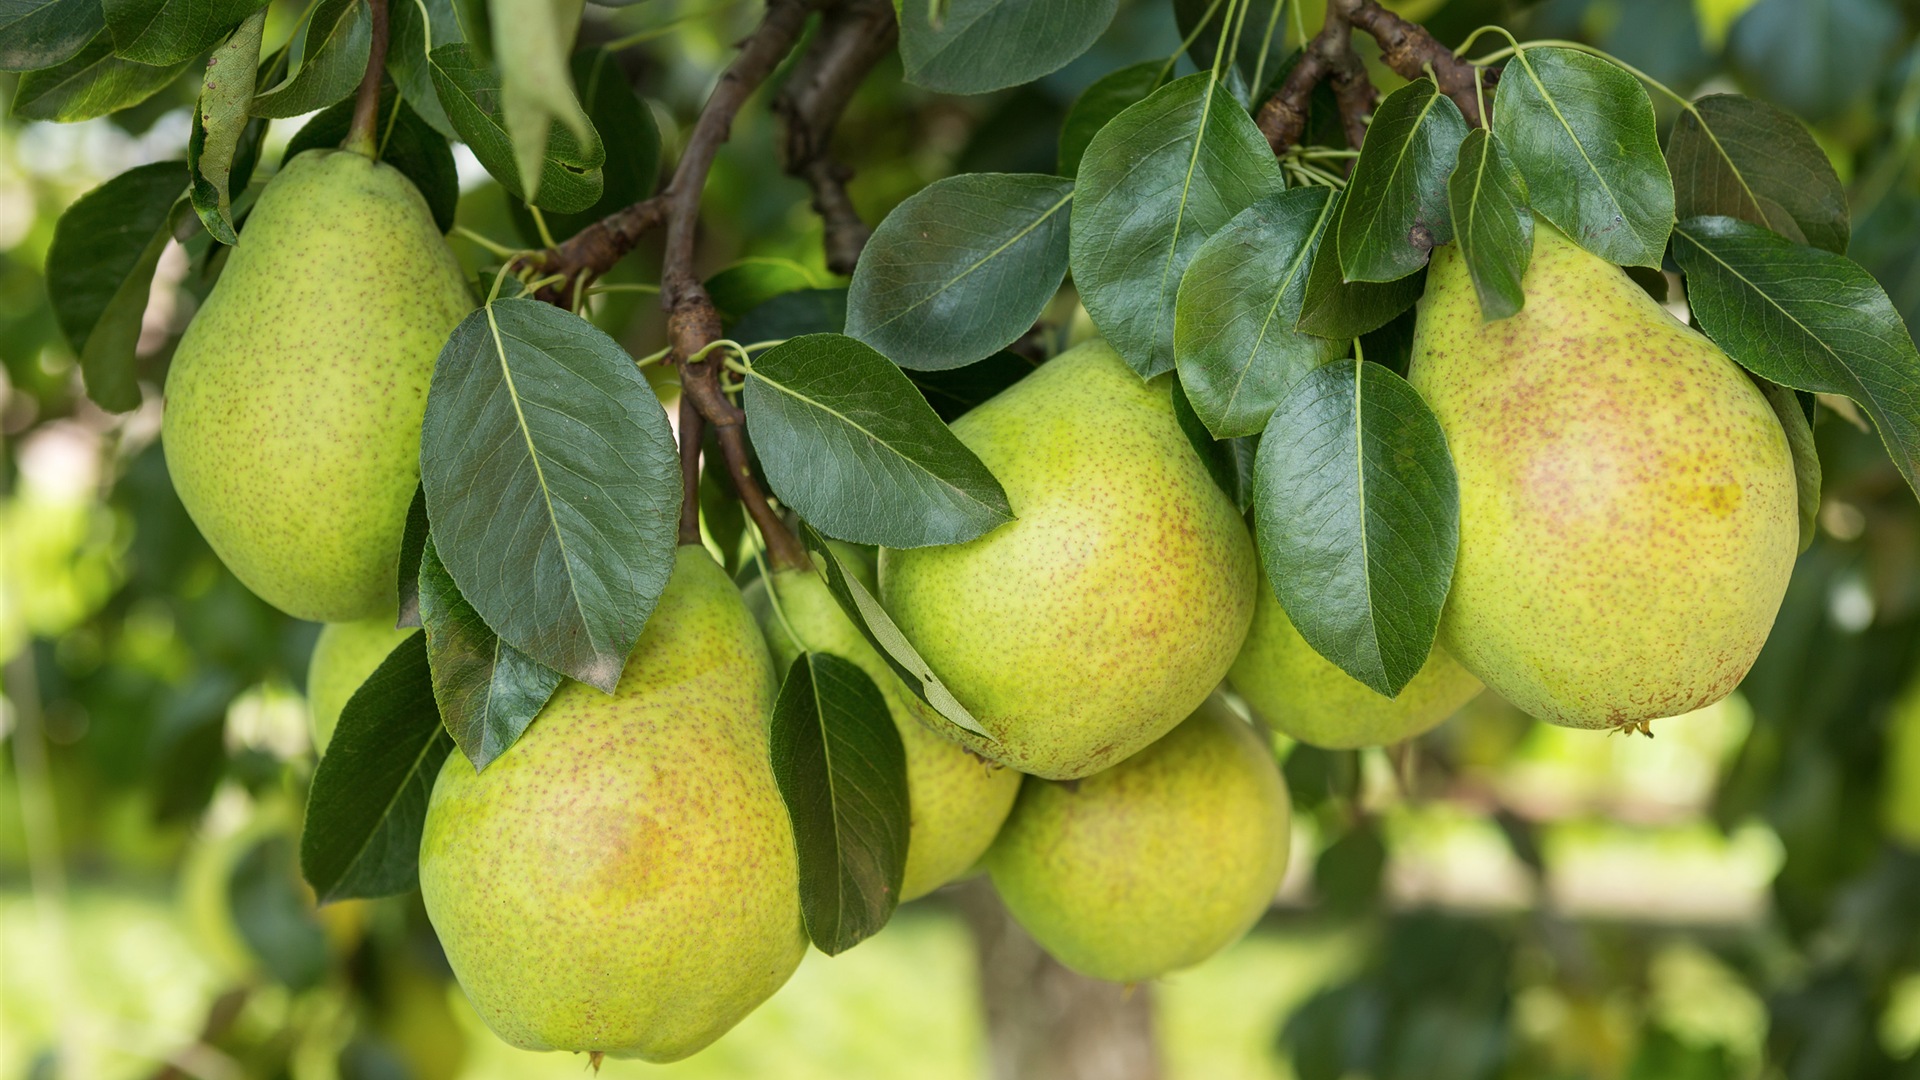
344,0,391,158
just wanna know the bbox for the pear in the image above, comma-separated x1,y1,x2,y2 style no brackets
985,697,1290,982
1408,223,1798,729
163,149,471,622
879,339,1258,779
307,617,414,753
418,546,804,1062
1230,560,1481,749
746,544,1021,901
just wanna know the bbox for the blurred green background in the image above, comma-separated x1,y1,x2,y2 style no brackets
6,0,1920,1077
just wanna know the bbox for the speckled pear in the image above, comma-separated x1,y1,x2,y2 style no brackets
746,544,1020,900
985,698,1290,982
1408,223,1798,730
418,546,804,1062
164,149,471,622
307,617,414,753
879,340,1258,779
1230,555,1481,748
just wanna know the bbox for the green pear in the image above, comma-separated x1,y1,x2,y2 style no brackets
307,617,414,753
1408,223,1798,730
879,339,1258,779
418,546,804,1062
1230,549,1481,749
746,544,1021,901
985,697,1290,982
163,149,471,622
1883,671,1920,848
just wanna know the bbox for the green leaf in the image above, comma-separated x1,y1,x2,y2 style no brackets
846,173,1073,371
45,160,186,412
229,835,331,989
102,0,265,66
1666,93,1848,254
418,537,563,771
11,31,189,120
709,257,829,323
428,41,604,213
1728,0,1903,121
1057,60,1160,177
732,287,847,343
1252,356,1459,696
797,522,991,739
284,86,459,234
1492,46,1674,268
299,632,452,903
396,484,429,627
1446,128,1533,322
1296,192,1424,339
906,350,1037,423
0,0,103,71
1755,376,1820,553
186,9,265,245
387,0,463,136
420,298,680,692
1171,0,1287,96
1172,375,1255,511
489,0,592,201
1071,72,1286,377
1674,215,1920,499
743,333,1013,547
1174,186,1343,438
506,48,657,244
769,651,910,955
898,0,1116,95
250,0,370,118
1337,78,1467,284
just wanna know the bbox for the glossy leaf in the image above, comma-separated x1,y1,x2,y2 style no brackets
299,632,452,903
186,10,265,244
428,41,604,213
1174,186,1342,438
1667,93,1848,254
708,258,828,323
102,0,265,66
770,651,910,955
420,298,680,692
1297,193,1424,339
907,350,1036,422
1057,60,1159,177
846,173,1072,371
731,287,848,344
1446,128,1533,322
0,0,103,71
1492,46,1674,268
11,32,189,121
507,48,660,244
743,333,1013,547
1673,215,1920,499
898,0,1116,95
418,537,563,771
1337,79,1467,284
284,88,459,233
1755,377,1821,553
1172,0,1288,96
1253,357,1459,696
1071,72,1286,377
387,0,463,136
250,0,369,118
396,485,429,628
1172,376,1256,511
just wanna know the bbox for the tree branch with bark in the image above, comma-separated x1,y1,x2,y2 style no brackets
773,0,896,274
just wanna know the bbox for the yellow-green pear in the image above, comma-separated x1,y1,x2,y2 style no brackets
985,698,1290,982
1408,223,1798,730
164,149,471,622
418,546,804,1062
879,340,1258,779
307,617,414,753
1230,554,1481,749
746,544,1021,901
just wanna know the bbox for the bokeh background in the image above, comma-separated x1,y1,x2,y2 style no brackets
6,0,1920,1077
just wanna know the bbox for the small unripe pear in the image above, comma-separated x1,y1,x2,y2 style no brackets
306,617,414,753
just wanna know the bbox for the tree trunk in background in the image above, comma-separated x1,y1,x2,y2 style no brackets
954,878,1162,1080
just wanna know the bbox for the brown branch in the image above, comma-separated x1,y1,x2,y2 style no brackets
533,196,666,302
344,0,390,156
1254,0,1375,158
1345,0,1487,126
773,0,897,274
677,388,706,546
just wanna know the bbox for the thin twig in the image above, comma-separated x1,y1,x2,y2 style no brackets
1254,0,1375,159
773,0,896,274
532,196,667,302
1345,0,1488,126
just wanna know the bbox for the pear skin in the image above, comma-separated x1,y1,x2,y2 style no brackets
1408,223,1798,729
307,617,414,753
163,149,471,622
418,546,803,1062
879,340,1258,779
747,546,1021,901
985,698,1290,982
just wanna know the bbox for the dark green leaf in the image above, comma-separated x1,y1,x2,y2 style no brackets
1729,0,1903,120
420,298,680,692
1057,60,1159,177
387,0,462,136
299,632,452,902
1666,93,1848,254
1446,128,1533,322
396,484,429,628
1172,375,1255,511
1252,357,1459,696
730,287,848,343
0,0,103,71
428,41,604,213
846,173,1073,371
12,31,188,120
284,86,459,233
186,9,265,244
250,0,370,118
906,350,1037,422
1071,72,1286,377
1492,45,1674,268
1674,215,1920,499
102,0,265,66
1296,193,1424,339
45,160,186,411
708,258,828,323
743,333,1013,547
418,537,563,771
797,521,991,738
1754,376,1820,553
1172,0,1287,96
1174,186,1342,438
230,835,330,989
898,0,1116,95
1337,78,1467,283
490,0,593,201
506,47,654,243
770,651,909,955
